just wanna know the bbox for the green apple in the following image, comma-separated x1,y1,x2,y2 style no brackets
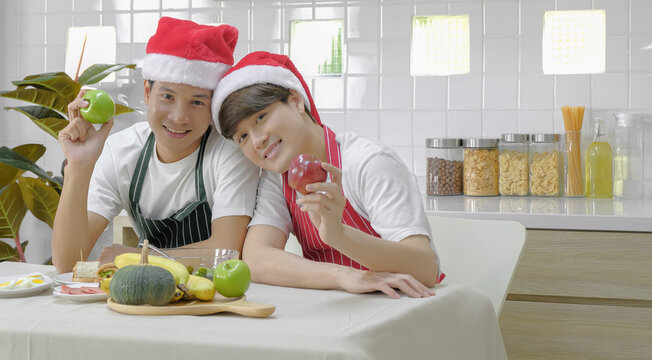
80,89,115,124
213,259,251,298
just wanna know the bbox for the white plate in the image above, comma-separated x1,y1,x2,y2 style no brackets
53,284,108,303
52,272,98,286
0,273,54,298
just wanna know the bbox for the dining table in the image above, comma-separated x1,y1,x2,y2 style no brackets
0,262,507,360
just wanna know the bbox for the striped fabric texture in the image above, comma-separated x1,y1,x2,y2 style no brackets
282,125,382,270
128,128,213,248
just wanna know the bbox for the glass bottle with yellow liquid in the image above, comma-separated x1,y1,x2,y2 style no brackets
585,118,613,198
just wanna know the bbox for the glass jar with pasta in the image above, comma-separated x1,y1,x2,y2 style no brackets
463,138,499,196
499,133,530,196
529,134,561,197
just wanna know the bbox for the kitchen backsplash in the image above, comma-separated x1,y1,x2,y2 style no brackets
2,0,652,191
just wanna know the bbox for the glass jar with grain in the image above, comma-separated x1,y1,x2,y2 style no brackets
463,138,499,196
529,134,561,197
426,138,463,196
498,133,530,196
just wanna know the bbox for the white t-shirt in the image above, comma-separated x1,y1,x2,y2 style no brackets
88,122,259,237
251,132,440,263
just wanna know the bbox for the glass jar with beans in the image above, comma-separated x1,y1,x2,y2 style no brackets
463,138,500,196
426,138,464,196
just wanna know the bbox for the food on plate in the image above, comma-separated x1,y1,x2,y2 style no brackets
184,274,216,301
195,266,214,279
213,259,251,298
99,278,111,294
60,284,105,295
28,277,46,287
14,278,32,289
170,286,184,303
72,261,100,282
109,242,177,306
0,279,16,290
114,252,189,285
97,263,118,280
80,89,115,124
288,153,328,195
0,273,48,291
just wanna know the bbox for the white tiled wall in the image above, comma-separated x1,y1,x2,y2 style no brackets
1,0,652,191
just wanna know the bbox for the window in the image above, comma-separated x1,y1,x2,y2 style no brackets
290,20,344,76
65,26,117,81
543,10,606,75
411,15,470,76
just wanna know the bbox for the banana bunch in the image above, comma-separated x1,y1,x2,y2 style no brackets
115,253,190,285
174,275,215,302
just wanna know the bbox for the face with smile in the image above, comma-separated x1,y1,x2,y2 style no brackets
231,90,323,173
144,80,213,163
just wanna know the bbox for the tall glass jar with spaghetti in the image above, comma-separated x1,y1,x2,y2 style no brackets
562,106,585,196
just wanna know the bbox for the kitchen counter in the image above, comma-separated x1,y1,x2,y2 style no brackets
424,195,652,359
424,196,652,232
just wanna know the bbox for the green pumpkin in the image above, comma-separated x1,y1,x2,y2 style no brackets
109,240,176,306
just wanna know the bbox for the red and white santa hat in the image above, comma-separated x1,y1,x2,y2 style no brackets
142,17,238,90
212,51,321,127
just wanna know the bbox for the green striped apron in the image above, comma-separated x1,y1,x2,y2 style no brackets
128,127,212,248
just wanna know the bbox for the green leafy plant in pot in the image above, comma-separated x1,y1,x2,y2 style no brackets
0,64,136,262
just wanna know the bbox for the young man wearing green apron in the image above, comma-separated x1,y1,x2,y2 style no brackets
52,17,259,273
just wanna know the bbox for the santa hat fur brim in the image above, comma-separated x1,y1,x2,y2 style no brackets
142,53,231,90
211,64,310,123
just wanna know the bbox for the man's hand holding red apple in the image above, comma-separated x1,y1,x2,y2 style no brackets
293,159,347,246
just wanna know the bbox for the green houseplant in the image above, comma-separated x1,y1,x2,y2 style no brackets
0,64,136,262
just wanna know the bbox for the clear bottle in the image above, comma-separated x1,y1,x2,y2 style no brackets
612,113,644,198
463,139,499,196
426,138,464,196
585,118,613,198
529,134,561,197
498,134,529,196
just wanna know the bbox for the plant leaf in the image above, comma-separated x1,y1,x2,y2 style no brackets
0,240,28,263
0,146,62,188
0,88,69,113
0,241,18,262
18,177,59,228
11,72,81,102
5,106,68,139
0,144,46,189
0,183,27,239
77,63,136,85
115,103,135,116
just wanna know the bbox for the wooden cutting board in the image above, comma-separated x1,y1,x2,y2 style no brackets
107,295,275,318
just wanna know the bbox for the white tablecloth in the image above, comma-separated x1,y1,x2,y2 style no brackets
0,262,507,360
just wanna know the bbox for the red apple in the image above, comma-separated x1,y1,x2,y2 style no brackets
288,153,327,195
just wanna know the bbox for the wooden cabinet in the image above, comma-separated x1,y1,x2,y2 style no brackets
500,229,652,359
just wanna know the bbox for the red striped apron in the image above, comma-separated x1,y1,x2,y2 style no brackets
282,125,377,270
282,125,446,283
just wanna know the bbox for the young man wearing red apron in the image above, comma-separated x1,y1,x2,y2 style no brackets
52,18,259,273
214,52,442,298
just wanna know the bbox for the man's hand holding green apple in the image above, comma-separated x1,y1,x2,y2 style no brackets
59,89,115,170
80,89,115,124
